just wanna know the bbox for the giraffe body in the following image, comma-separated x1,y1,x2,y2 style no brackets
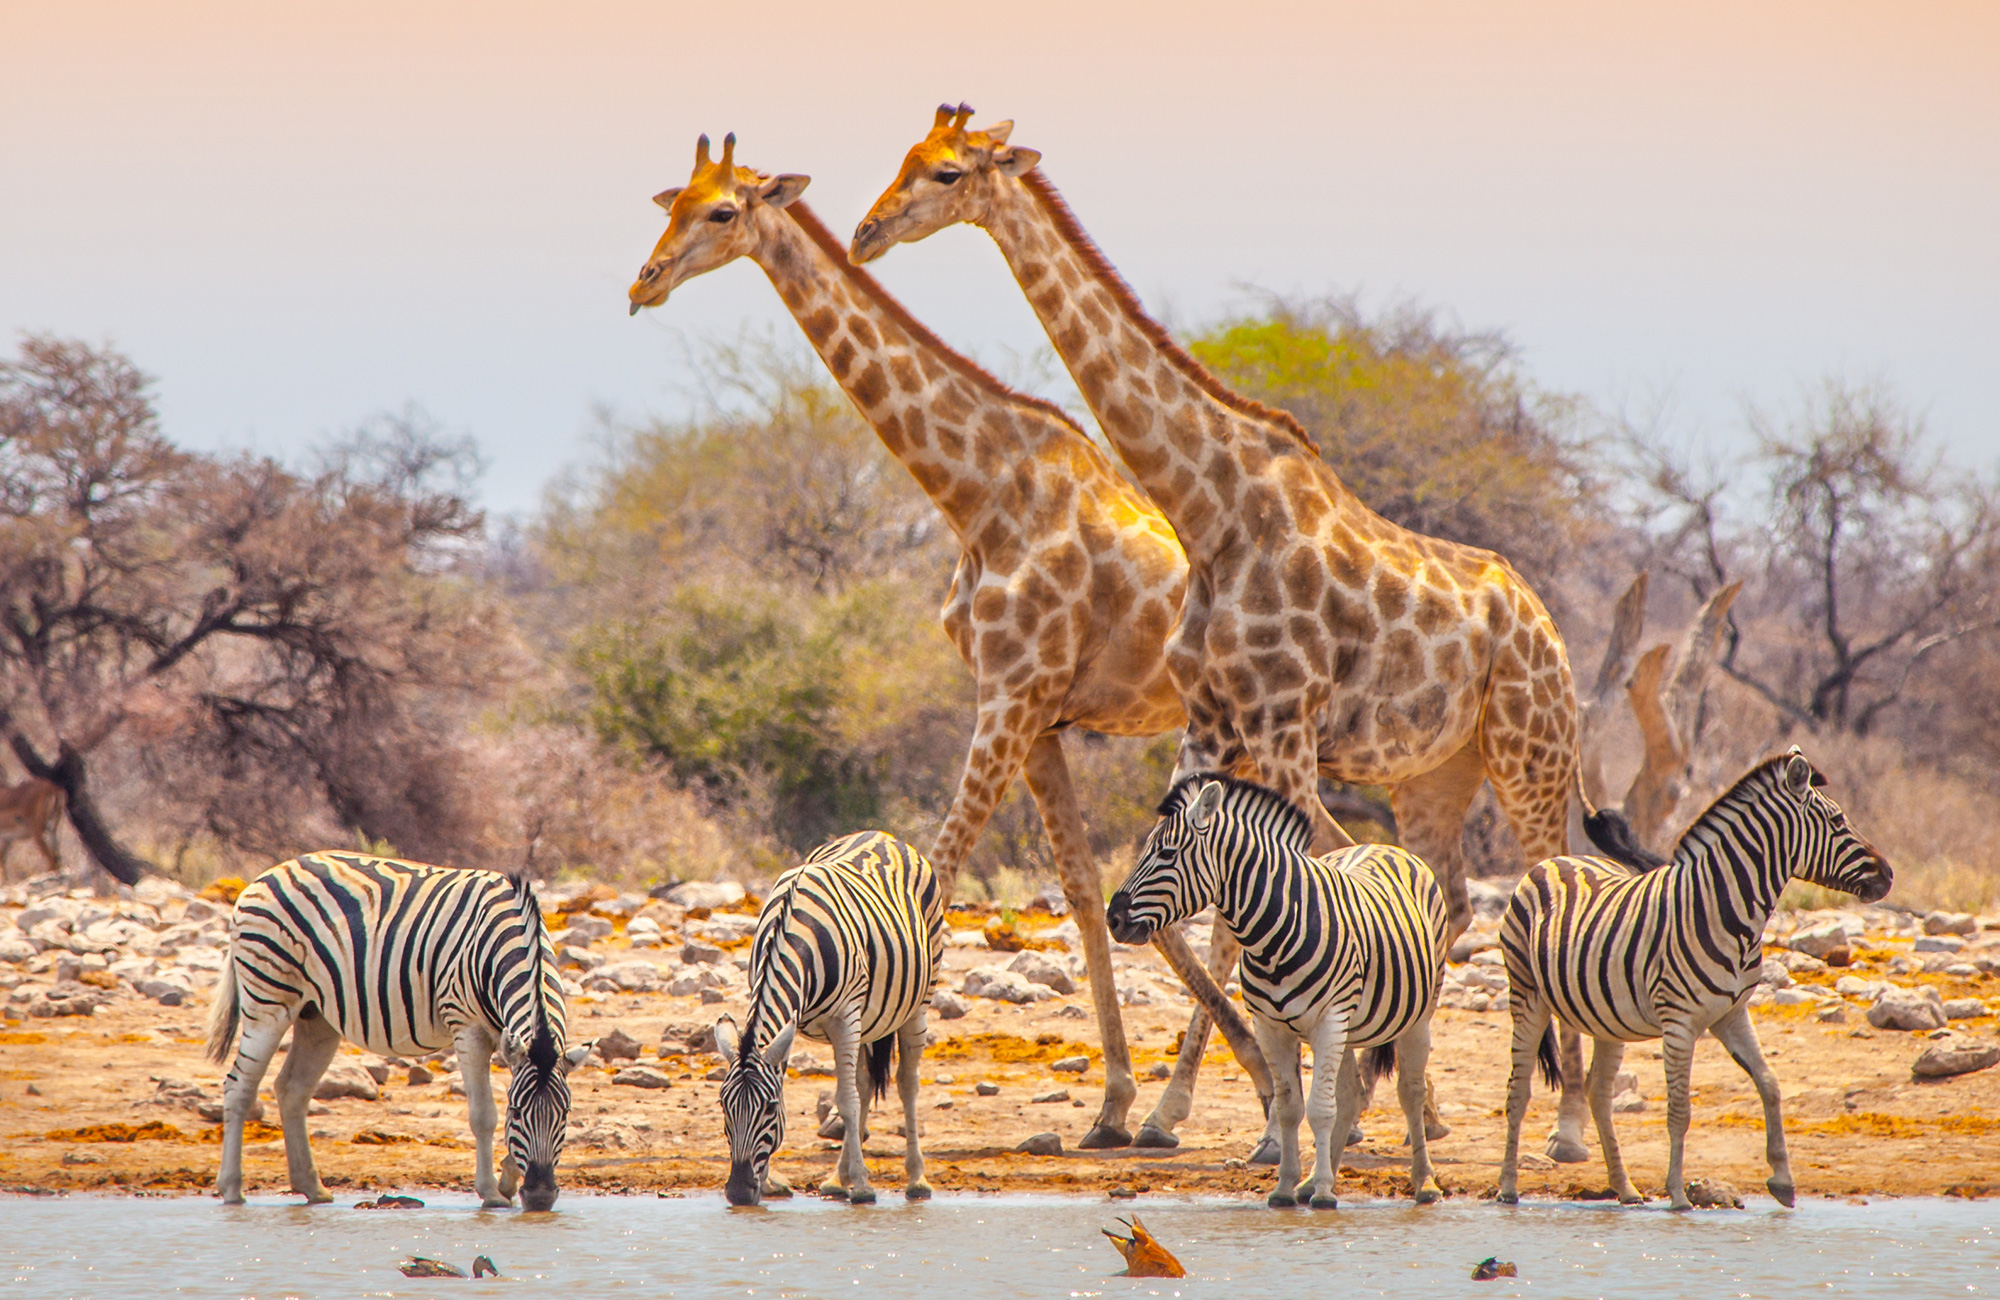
854,109,1589,1155
629,135,1204,1147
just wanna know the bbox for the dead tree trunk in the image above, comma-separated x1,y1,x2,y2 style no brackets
1619,581,1743,850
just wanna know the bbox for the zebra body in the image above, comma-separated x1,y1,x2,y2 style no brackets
715,830,945,1206
1106,775,1449,1208
1497,748,1891,1209
205,852,586,1209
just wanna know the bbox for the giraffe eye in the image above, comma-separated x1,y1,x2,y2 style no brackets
934,170,963,185
708,207,737,224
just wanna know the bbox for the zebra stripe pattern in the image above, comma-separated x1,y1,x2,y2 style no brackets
205,851,585,1210
715,830,946,1206
1498,747,1892,1209
1106,774,1449,1208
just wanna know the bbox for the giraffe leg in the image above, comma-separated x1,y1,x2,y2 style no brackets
1135,914,1238,1149
217,1014,290,1204
1388,736,1486,1143
929,697,1048,902
271,1010,342,1204
1708,1005,1795,1207
1022,733,1135,1149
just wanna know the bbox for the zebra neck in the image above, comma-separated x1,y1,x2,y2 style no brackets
741,966,804,1058
1674,810,1794,945
1212,830,1312,949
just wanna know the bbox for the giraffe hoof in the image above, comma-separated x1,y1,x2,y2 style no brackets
817,1115,847,1141
1132,1125,1180,1150
1767,1177,1795,1208
817,1181,848,1200
1347,1125,1365,1146
1247,1138,1281,1166
1424,1119,1452,1141
1496,1190,1519,1206
1414,1183,1442,1206
1077,1123,1133,1150
1544,1133,1589,1164
1618,1190,1645,1206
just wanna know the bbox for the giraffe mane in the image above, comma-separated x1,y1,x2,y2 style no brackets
783,201,1094,440
1015,169,1321,457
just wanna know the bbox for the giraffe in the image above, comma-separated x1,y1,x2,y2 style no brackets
853,107,1595,1160
628,132,1243,1150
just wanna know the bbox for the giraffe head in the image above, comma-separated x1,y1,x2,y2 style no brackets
848,104,1041,265
627,133,810,315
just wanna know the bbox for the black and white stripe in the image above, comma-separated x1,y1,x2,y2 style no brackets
1106,774,1450,1209
205,851,585,1209
714,830,945,1206
1497,747,1892,1209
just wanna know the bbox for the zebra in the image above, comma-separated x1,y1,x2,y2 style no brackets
1106,774,1449,1209
205,851,589,1209
1497,747,1892,1209
714,829,945,1207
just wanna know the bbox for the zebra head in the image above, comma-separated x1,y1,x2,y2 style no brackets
1106,775,1234,944
1773,748,1893,903
497,875,589,1211
714,1013,798,1206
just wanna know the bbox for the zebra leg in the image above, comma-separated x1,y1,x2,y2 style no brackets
1661,1019,1699,1210
1584,1038,1641,1204
1299,1014,1350,1208
1497,997,1553,1205
1255,1017,1306,1208
1394,1019,1443,1205
896,1012,931,1200
272,1010,341,1204
825,1015,876,1204
218,1014,290,1205
457,1029,510,1208
1546,1023,1591,1163
1135,913,1238,1149
1708,1005,1795,1207
1023,734,1135,1150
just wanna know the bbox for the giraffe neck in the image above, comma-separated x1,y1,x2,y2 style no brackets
751,201,1069,541
974,170,1324,552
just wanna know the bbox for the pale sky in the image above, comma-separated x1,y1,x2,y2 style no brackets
5,1,1995,515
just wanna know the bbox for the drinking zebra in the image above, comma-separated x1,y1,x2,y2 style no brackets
715,829,945,1207
205,852,588,1209
1497,747,1891,1209
1106,774,1449,1209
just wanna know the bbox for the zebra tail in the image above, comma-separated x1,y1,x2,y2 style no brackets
1362,1043,1398,1087
1536,1023,1563,1090
863,1036,895,1109
205,958,241,1065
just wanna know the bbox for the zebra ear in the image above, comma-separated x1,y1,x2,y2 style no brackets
563,1042,594,1072
762,1021,798,1069
714,1016,741,1064
1189,780,1226,831
1783,752,1813,798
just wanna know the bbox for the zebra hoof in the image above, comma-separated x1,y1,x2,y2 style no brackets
1310,1194,1340,1210
848,1187,877,1206
1132,1125,1181,1150
1544,1133,1589,1164
1247,1138,1281,1166
1266,1191,1298,1209
905,1181,932,1201
1767,1177,1795,1208
1077,1123,1133,1150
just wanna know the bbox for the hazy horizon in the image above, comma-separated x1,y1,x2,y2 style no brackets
6,0,1996,515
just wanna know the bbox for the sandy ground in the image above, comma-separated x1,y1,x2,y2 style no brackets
3,900,1998,1208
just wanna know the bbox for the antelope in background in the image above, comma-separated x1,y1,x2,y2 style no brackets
0,777,65,880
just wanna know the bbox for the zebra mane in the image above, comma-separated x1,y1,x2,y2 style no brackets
511,873,561,1069
1665,751,1819,862
739,870,804,1057
1160,771,1314,848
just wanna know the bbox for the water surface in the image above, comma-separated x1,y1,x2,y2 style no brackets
2,1192,1994,1299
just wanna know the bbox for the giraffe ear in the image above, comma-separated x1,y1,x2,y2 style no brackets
653,186,685,211
992,145,1040,177
981,119,1015,146
757,174,811,208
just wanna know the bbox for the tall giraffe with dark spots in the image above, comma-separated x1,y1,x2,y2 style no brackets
855,108,1592,1160
630,133,1214,1149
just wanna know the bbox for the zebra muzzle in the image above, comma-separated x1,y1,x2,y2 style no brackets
1104,895,1152,945
725,1160,763,1207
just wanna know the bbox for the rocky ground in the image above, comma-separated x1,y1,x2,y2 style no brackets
2,873,1997,1206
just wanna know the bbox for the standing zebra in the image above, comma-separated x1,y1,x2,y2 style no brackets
1497,748,1891,1209
205,852,589,1209
1106,775,1449,1209
715,830,946,1207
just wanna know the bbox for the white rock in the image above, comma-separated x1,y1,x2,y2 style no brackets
1867,986,1947,1032
1757,959,1793,989
0,935,34,963
611,1066,674,1089
1912,1036,1999,1078
963,966,1053,1004
314,1061,381,1101
1788,921,1853,958
1469,949,1506,968
1006,950,1076,996
600,960,663,992
564,915,614,943
931,989,968,1020
1923,911,1978,937
1942,998,1990,1020
663,880,746,910
626,916,662,937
